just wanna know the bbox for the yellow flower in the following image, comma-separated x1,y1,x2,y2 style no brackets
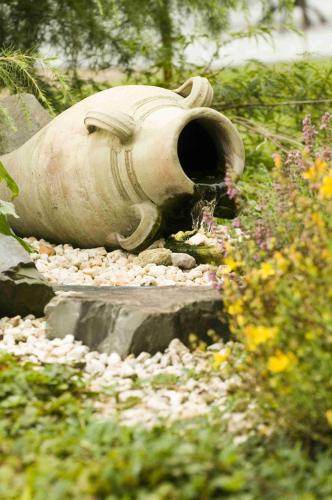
303,165,316,181
236,314,245,327
325,410,332,426
320,173,332,199
311,212,325,229
220,265,232,275
321,248,332,261
273,153,282,169
288,246,302,265
213,348,231,368
303,159,327,181
273,251,289,272
223,257,239,271
267,351,297,373
315,158,328,175
228,300,243,315
243,325,278,351
259,262,275,279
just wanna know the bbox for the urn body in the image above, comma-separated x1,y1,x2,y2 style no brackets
0,77,244,250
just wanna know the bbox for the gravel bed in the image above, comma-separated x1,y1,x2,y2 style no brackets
25,237,214,287
1,232,255,432
0,315,253,433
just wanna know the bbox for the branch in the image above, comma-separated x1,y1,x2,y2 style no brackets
233,116,303,153
215,98,332,112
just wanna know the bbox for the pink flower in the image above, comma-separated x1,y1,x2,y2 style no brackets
208,271,223,290
201,207,217,232
216,239,225,253
322,148,332,161
254,223,272,251
320,112,332,130
302,114,317,150
285,150,306,171
225,173,238,200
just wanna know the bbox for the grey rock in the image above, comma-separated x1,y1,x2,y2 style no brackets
135,248,172,267
0,94,51,155
45,286,229,358
145,238,166,250
171,252,196,269
0,234,54,317
0,234,31,272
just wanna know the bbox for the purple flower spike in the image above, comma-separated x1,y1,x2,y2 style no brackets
302,114,317,150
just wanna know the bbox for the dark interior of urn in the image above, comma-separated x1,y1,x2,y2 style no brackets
177,118,226,184
161,118,237,236
161,117,237,235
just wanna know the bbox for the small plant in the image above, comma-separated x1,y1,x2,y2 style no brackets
0,160,31,251
223,113,332,448
0,48,69,115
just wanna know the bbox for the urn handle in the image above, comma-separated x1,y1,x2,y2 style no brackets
174,76,214,108
112,202,161,252
84,110,135,143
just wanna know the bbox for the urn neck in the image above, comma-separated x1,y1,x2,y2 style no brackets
177,116,226,186
172,107,244,187
132,106,244,234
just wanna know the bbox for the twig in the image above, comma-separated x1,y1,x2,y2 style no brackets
233,116,303,152
216,98,332,111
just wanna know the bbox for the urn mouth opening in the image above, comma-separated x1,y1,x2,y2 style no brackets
177,118,226,185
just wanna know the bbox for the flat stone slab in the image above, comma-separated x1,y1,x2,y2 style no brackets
0,234,54,317
45,287,228,357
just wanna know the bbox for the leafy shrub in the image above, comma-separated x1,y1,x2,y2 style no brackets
1,353,332,499
213,58,332,170
223,113,332,448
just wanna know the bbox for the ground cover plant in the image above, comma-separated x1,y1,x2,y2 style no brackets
1,352,332,499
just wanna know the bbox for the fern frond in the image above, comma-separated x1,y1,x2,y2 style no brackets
0,47,69,115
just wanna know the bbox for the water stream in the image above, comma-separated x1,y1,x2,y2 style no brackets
191,182,227,230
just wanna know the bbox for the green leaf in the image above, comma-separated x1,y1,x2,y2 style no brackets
0,213,13,236
0,199,19,218
0,160,19,199
0,213,34,252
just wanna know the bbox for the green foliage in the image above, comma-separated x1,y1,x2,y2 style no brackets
0,160,32,251
0,160,18,198
0,1,116,70
212,58,332,170
223,114,332,448
0,48,69,115
0,0,296,82
1,353,332,499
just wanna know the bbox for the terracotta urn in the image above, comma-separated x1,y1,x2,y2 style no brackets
0,77,244,251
